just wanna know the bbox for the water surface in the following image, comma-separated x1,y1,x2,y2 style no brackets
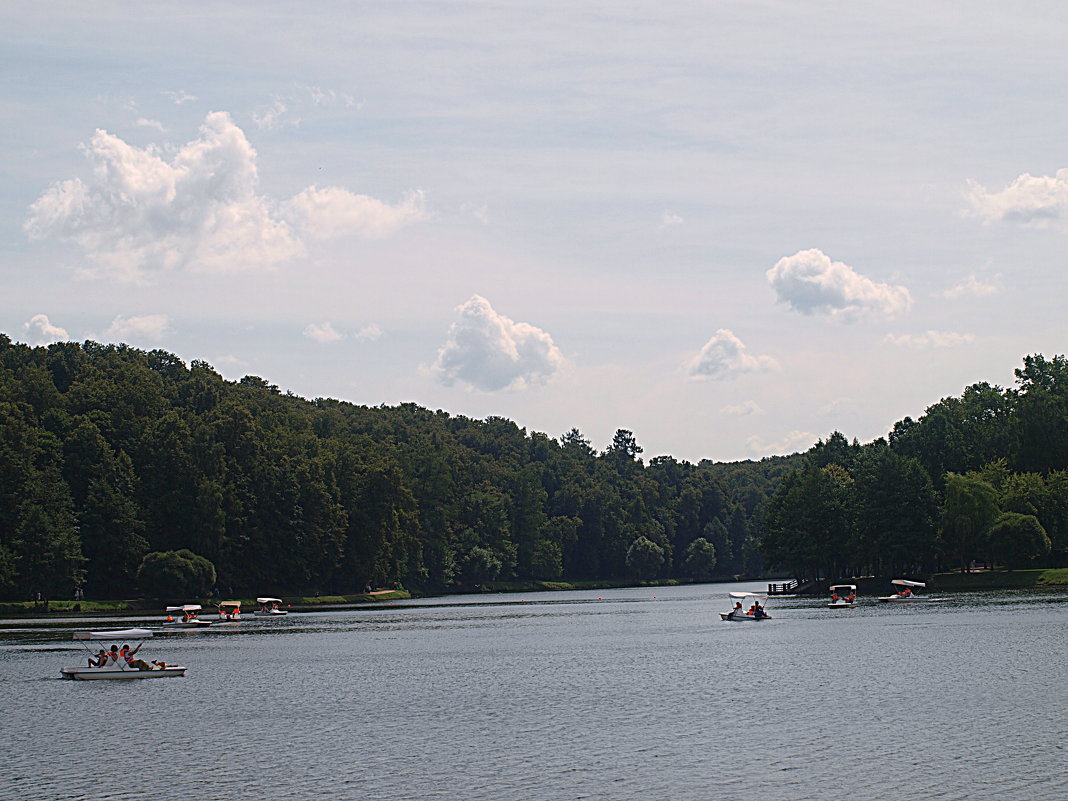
3,581,1066,800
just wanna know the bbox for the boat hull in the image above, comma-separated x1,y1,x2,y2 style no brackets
61,666,187,680
828,602,856,609
719,612,771,621
253,610,287,616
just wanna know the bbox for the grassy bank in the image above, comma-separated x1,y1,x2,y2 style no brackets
0,589,410,617
929,568,1068,591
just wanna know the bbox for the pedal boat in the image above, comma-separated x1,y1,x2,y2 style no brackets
164,604,212,626
253,597,288,616
877,579,927,602
62,631,187,679
720,591,772,621
828,584,857,608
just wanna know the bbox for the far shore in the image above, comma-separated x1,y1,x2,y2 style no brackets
4,569,1067,617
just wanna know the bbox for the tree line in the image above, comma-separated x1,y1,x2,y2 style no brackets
0,334,789,601
760,354,1068,582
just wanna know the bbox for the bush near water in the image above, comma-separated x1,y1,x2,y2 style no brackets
2,335,1068,603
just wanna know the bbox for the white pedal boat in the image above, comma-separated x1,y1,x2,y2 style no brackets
720,591,772,621
878,579,927,602
253,597,288,616
164,604,212,626
61,663,187,680
828,584,857,608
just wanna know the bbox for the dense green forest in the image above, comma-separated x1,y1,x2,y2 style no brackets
761,354,1068,582
5,334,1066,601
0,334,801,601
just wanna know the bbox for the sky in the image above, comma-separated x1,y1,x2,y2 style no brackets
3,1,1068,463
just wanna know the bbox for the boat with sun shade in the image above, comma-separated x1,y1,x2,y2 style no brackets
61,631,187,680
828,584,857,608
877,579,927,602
163,604,212,626
254,597,288,616
720,591,772,621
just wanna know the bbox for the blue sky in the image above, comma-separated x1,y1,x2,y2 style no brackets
4,1,1067,462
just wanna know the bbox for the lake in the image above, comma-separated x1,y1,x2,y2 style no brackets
2,580,1067,801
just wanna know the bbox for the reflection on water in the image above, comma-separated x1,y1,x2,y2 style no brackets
2,582,1067,801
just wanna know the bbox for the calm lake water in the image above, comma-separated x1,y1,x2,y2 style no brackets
2,581,1067,801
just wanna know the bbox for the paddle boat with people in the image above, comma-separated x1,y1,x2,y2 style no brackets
164,604,212,627
720,591,772,621
828,584,857,608
217,601,241,621
61,631,187,680
877,579,927,602
254,597,288,616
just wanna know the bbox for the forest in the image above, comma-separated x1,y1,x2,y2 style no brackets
3,333,1066,601
0,334,797,601
761,354,1068,582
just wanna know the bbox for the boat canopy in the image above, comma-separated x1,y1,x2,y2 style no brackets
256,597,282,604
73,628,153,641
829,585,857,592
891,579,925,588
165,604,202,612
729,591,769,600
219,601,241,608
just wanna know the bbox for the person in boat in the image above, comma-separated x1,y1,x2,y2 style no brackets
107,644,121,663
831,591,839,602
847,591,856,603
753,601,767,619
88,647,108,667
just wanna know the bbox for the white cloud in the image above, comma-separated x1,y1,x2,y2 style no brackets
767,248,911,321
355,323,383,342
23,314,68,346
136,118,166,132
105,314,170,342
163,90,197,105
884,330,975,349
687,329,778,380
285,186,425,240
659,210,683,228
432,295,567,392
941,274,1000,299
746,430,817,458
24,112,423,282
721,400,764,416
303,321,344,343
252,97,293,131
967,169,1068,227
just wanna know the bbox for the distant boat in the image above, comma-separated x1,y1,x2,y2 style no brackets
217,601,241,621
720,591,772,621
164,604,212,626
828,584,857,608
254,597,288,616
877,579,927,602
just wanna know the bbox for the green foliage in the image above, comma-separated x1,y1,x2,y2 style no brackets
681,537,717,580
985,512,1051,569
137,549,217,597
625,535,665,581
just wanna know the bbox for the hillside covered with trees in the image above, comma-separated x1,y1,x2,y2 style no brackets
761,354,1068,582
0,334,796,601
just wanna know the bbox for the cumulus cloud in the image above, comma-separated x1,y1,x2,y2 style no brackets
721,400,765,416
767,248,911,321
285,186,424,240
23,314,68,346
687,329,778,380
884,330,975,349
746,430,817,458
24,112,423,282
303,321,344,343
163,90,197,105
432,295,567,392
967,169,1068,227
941,274,1000,299
355,323,383,342
105,314,170,342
